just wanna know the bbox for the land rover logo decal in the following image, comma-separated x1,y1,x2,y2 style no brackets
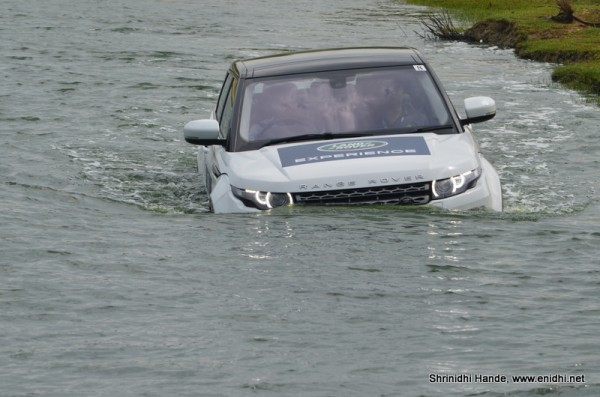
317,141,388,152
277,136,431,167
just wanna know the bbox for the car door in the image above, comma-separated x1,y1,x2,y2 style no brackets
205,72,237,193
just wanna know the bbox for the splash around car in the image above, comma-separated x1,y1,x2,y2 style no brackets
183,47,502,213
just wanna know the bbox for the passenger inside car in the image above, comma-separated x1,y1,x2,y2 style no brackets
355,74,430,130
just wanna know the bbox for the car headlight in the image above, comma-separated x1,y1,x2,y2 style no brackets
231,187,293,210
431,168,481,200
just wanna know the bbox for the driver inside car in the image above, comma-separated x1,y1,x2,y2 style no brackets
249,82,311,140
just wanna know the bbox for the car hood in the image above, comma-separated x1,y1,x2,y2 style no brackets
222,133,480,192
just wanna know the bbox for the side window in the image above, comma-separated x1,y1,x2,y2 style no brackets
216,74,238,139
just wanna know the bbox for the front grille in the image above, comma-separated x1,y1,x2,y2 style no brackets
293,182,431,206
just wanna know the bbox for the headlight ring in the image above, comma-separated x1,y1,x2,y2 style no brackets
431,168,481,200
232,187,293,210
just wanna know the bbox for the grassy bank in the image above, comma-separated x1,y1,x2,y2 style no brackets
405,0,600,100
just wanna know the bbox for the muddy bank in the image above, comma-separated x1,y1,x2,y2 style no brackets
464,18,597,64
464,19,526,49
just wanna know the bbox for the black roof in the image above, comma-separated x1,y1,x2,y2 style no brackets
233,47,425,78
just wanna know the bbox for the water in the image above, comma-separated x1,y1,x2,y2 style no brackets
1,0,599,396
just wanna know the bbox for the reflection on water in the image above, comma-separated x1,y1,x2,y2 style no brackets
427,219,465,263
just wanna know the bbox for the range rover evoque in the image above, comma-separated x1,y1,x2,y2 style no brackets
183,47,502,213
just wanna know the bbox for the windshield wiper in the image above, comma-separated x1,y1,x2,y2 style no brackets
258,132,371,148
409,124,454,133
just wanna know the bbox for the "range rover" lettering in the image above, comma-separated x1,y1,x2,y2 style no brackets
298,181,357,190
368,175,425,184
298,175,426,191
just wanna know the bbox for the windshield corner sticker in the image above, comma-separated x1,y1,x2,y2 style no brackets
278,136,431,167
413,65,427,71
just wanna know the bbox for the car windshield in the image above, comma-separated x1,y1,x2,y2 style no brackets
238,66,453,146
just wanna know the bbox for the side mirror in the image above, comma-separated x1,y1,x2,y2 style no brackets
461,96,496,125
183,119,226,146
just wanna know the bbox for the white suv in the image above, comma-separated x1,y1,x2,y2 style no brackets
184,47,502,213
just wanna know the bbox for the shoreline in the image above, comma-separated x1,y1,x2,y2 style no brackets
405,0,600,102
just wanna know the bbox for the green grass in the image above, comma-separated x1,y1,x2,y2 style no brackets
406,0,600,101
553,61,600,93
516,32,600,62
407,0,557,24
